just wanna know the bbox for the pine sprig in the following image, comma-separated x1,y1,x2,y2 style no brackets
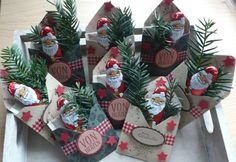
62,83,95,128
1,46,48,100
143,14,172,50
47,0,80,51
107,7,134,47
117,41,152,123
163,76,182,120
28,25,42,44
186,19,221,76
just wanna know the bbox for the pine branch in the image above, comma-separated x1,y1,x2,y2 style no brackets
1,46,48,100
117,41,152,123
62,83,95,128
47,0,80,51
107,7,134,47
28,25,42,44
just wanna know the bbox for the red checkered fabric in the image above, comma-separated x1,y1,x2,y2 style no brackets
88,56,102,65
98,101,111,112
190,106,203,118
62,141,78,156
94,119,113,136
32,118,44,133
122,121,137,134
164,134,175,146
141,51,187,63
67,59,83,71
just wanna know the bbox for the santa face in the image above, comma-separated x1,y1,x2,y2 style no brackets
61,106,80,127
14,84,39,105
97,26,110,50
148,92,166,116
190,70,213,90
105,69,123,89
170,18,185,42
41,33,59,57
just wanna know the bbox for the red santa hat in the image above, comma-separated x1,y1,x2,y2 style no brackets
40,26,55,37
106,58,121,70
97,17,110,31
152,86,167,98
204,66,218,81
8,82,17,96
170,12,185,21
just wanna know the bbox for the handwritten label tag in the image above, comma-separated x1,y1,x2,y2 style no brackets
108,98,130,121
131,127,164,146
48,62,71,83
155,48,177,68
77,130,103,155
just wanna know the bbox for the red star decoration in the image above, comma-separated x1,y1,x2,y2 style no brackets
104,1,114,12
158,152,168,161
118,141,128,151
56,85,64,96
60,132,70,143
164,0,173,5
198,100,209,110
0,69,8,78
167,120,176,131
223,56,235,67
142,42,152,51
21,111,32,121
86,45,96,55
97,88,106,99
106,136,117,146
156,77,166,86
110,47,119,58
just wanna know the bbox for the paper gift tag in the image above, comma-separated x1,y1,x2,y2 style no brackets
141,0,190,76
49,103,118,162
116,77,182,162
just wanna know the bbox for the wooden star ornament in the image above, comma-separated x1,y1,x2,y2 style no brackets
223,56,235,67
158,151,168,161
60,132,70,143
104,1,114,12
56,85,64,96
167,120,176,131
198,100,209,110
21,111,32,121
106,136,117,146
97,88,106,99
87,45,96,55
118,141,128,151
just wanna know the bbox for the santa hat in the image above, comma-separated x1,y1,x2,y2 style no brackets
40,26,55,37
106,58,121,70
152,86,167,98
97,17,110,32
204,66,218,81
8,82,17,96
170,12,185,21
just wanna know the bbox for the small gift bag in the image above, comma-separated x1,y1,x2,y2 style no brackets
86,1,135,82
141,0,190,76
116,77,182,162
47,84,118,162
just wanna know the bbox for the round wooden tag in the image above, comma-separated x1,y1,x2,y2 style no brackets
48,62,71,83
108,98,130,121
77,129,103,155
155,48,178,68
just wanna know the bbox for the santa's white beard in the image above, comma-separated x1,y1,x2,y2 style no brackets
106,73,123,90
15,86,39,105
170,20,185,42
190,72,212,90
42,43,59,57
97,36,110,49
147,99,166,116
61,110,79,126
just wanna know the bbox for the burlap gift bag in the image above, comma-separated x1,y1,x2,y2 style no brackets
116,77,181,162
171,55,235,128
141,0,190,76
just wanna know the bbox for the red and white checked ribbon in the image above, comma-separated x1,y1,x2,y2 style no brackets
98,101,111,112
190,106,203,118
94,119,113,136
61,119,113,156
62,141,78,156
122,121,137,134
141,51,187,63
164,134,175,146
32,118,44,133
67,59,83,71
88,56,102,65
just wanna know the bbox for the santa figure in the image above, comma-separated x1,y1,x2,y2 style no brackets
58,98,84,131
190,66,218,96
8,82,42,106
105,58,126,97
40,26,62,58
97,17,110,50
170,12,185,42
148,86,167,125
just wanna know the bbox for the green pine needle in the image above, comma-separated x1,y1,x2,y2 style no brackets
28,25,42,44
107,7,134,47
